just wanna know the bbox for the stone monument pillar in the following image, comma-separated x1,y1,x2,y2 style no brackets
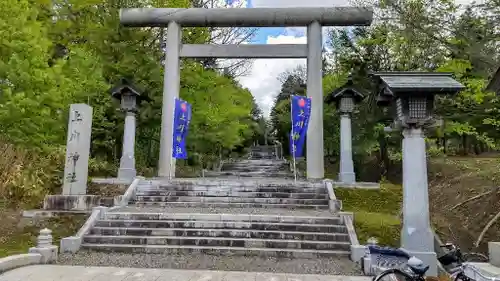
110,79,144,181
373,71,465,277
325,75,364,184
63,104,93,195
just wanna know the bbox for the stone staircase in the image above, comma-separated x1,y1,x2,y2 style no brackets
204,145,294,178
74,146,357,265
249,145,278,159
80,178,351,257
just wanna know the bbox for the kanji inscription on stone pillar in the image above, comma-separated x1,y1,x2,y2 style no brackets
62,104,93,195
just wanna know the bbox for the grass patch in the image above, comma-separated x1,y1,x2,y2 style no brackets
0,211,86,258
336,183,402,246
354,211,401,246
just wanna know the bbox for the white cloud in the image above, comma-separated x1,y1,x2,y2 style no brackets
237,35,307,117
238,0,478,118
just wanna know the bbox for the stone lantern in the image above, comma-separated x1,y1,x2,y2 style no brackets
372,72,464,277
110,79,145,181
325,74,365,184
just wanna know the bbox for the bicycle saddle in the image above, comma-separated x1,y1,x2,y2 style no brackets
407,256,429,276
367,245,411,259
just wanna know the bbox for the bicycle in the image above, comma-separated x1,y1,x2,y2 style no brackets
369,246,428,281
370,243,488,281
438,243,488,281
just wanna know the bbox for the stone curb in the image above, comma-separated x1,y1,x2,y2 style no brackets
0,254,43,273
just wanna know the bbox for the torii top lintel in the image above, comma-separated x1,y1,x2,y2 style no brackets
119,7,374,28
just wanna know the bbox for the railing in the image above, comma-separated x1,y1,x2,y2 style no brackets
118,176,144,207
323,180,342,212
274,141,284,160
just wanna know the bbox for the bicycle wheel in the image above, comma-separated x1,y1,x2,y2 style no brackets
462,252,489,262
453,272,473,281
373,268,415,281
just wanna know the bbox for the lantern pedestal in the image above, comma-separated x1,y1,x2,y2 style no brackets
400,127,436,275
339,114,356,184
118,111,137,180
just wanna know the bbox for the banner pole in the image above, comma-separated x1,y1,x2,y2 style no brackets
290,96,297,184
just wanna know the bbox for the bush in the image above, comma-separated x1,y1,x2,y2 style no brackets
0,138,63,208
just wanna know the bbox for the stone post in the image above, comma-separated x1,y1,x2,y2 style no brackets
63,104,93,195
29,228,58,263
118,110,137,180
339,113,355,183
158,21,181,178
306,21,325,179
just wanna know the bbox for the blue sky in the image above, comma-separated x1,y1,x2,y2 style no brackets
227,0,293,44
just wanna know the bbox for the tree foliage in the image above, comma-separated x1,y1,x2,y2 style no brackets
0,0,264,184
269,0,500,181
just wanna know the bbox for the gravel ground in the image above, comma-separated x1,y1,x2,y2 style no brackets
58,251,363,275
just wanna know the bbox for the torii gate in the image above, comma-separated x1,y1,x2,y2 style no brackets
120,7,373,179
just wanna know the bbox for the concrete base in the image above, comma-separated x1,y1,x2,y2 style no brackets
92,178,135,185
28,245,58,263
60,236,81,254
405,250,438,277
331,181,380,189
329,200,342,212
350,244,367,262
338,172,356,184
118,168,137,181
22,210,92,218
489,242,500,267
43,195,101,211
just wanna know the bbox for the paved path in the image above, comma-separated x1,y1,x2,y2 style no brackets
0,265,371,281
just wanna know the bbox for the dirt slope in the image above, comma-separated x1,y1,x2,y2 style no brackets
429,156,500,254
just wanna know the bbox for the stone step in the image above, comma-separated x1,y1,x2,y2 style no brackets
135,191,328,199
82,235,351,251
139,186,326,194
203,172,293,178
133,196,329,205
224,160,285,164
95,220,346,233
104,212,342,224
220,167,288,173
80,244,350,258
90,227,350,242
144,179,322,188
222,163,286,168
132,201,329,209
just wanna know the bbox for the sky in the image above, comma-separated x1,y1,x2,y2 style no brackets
226,0,480,117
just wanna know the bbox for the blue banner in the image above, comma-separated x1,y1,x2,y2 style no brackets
172,98,192,159
289,95,312,158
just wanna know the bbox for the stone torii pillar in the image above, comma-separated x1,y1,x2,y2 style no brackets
325,75,364,184
119,7,373,178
